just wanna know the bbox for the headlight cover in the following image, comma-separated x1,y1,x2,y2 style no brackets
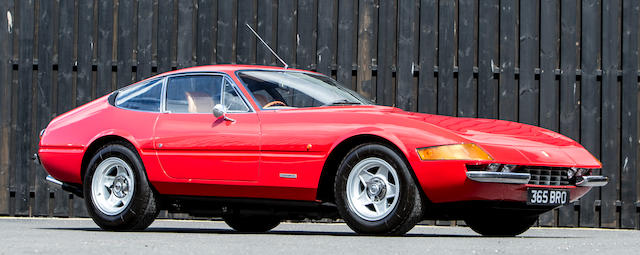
416,143,493,161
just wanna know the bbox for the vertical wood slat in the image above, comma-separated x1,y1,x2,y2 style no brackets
600,0,621,229
137,0,154,80
237,0,256,65
418,0,436,114
620,0,638,229
256,0,277,66
177,0,195,69
397,0,417,111
457,0,476,118
0,0,12,215
376,0,396,106
96,0,114,96
54,0,73,217
558,0,580,227
477,0,499,119
538,0,560,226
196,0,216,66
8,0,16,216
337,0,355,89
157,0,175,73
293,0,317,107
34,0,54,216
217,0,235,64
297,0,317,71
356,0,373,99
579,0,601,228
498,0,516,121
73,0,95,217
76,0,94,106
116,0,134,88
518,0,539,125
15,0,35,216
277,0,296,66
436,0,454,115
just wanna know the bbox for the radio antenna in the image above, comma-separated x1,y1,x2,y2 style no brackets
245,23,288,69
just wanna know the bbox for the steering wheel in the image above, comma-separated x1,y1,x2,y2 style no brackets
263,101,287,108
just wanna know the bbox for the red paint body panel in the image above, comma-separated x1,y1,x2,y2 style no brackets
38,65,602,205
154,112,261,181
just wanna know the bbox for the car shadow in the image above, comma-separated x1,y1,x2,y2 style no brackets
37,227,575,238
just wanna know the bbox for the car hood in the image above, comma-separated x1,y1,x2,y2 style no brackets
415,113,576,147
275,105,600,167
396,110,600,167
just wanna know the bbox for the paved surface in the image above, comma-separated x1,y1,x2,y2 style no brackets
0,217,638,254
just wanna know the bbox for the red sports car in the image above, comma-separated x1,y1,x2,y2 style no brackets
37,65,607,236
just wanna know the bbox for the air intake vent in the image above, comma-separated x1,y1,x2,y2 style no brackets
519,167,571,186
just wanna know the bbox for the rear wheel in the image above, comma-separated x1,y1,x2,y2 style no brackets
223,215,281,232
84,142,159,231
465,212,538,237
334,143,423,235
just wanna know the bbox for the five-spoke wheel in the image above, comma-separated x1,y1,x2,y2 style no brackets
91,158,135,216
335,143,424,235
84,142,159,231
346,157,400,221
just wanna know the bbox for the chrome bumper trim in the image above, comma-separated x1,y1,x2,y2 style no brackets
46,175,63,187
466,171,531,184
576,176,608,187
45,175,84,198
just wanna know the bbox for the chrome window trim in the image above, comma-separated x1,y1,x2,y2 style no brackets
161,72,255,114
222,77,252,113
160,76,168,113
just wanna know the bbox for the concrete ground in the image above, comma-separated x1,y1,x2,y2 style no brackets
0,217,638,254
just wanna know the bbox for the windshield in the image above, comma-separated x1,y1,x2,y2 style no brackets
237,71,372,109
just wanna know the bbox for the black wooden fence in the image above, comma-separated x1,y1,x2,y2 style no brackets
0,0,638,229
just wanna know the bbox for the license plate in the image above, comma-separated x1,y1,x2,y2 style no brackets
527,188,569,205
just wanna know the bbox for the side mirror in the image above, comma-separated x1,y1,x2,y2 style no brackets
213,104,235,122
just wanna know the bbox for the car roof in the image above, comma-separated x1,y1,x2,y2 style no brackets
152,64,318,78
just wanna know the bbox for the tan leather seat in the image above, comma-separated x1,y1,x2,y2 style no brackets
254,94,269,107
185,91,214,113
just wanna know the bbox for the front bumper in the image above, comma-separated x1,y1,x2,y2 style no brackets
466,171,530,184
466,171,608,187
575,175,609,187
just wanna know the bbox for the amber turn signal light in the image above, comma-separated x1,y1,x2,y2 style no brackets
416,143,493,161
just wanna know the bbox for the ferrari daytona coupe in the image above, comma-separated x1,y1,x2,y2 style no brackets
37,65,607,236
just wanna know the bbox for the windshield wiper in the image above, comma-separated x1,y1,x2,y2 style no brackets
322,99,362,106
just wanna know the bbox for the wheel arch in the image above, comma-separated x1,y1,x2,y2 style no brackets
80,135,141,183
316,133,427,203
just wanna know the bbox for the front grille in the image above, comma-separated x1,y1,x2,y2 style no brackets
517,167,571,186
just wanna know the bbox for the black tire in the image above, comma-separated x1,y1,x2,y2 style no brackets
223,214,281,232
83,142,159,231
334,143,424,235
465,212,537,237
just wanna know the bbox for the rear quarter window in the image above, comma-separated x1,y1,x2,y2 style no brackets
115,78,163,112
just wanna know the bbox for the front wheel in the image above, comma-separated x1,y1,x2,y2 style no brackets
465,212,538,237
334,143,424,235
84,142,159,231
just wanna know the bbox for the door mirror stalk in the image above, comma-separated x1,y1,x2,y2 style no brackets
213,104,235,122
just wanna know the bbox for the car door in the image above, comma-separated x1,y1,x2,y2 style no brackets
154,74,260,181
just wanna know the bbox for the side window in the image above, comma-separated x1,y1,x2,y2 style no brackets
223,79,250,112
115,78,163,112
166,75,223,113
